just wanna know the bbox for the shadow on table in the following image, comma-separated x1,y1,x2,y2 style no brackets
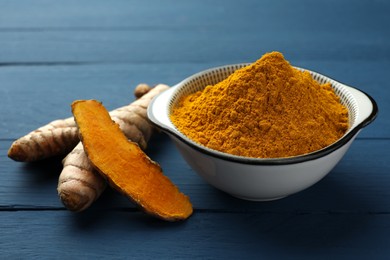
197,174,376,252
22,155,63,184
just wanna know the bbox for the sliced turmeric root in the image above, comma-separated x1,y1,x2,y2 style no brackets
72,100,193,221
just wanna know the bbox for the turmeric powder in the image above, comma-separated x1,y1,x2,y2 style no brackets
72,99,193,221
170,52,349,158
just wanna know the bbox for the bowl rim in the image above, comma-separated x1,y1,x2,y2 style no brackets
148,64,378,165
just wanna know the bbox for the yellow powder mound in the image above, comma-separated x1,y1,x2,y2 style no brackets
171,52,349,158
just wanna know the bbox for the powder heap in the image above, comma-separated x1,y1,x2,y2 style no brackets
170,52,349,158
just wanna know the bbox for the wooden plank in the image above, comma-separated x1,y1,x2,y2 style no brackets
0,0,388,30
0,210,389,258
2,138,389,213
0,0,388,258
0,29,388,64
0,0,388,64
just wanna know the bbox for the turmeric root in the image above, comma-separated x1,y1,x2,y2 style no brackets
8,83,154,162
72,100,193,221
134,83,153,99
8,118,78,162
58,84,170,212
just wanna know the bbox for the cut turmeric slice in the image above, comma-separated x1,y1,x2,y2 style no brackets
72,100,193,221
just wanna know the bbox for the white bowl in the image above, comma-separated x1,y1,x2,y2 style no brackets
147,64,378,201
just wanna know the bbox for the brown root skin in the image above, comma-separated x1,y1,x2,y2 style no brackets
72,99,193,221
58,142,107,212
134,83,152,99
8,127,79,162
58,84,170,212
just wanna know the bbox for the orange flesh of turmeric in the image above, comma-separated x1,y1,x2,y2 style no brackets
72,100,193,221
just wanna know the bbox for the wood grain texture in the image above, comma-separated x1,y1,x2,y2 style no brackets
1,211,390,259
0,0,389,258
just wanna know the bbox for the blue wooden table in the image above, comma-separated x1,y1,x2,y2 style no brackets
1,0,389,258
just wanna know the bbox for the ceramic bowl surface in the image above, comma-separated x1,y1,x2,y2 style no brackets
147,64,378,200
